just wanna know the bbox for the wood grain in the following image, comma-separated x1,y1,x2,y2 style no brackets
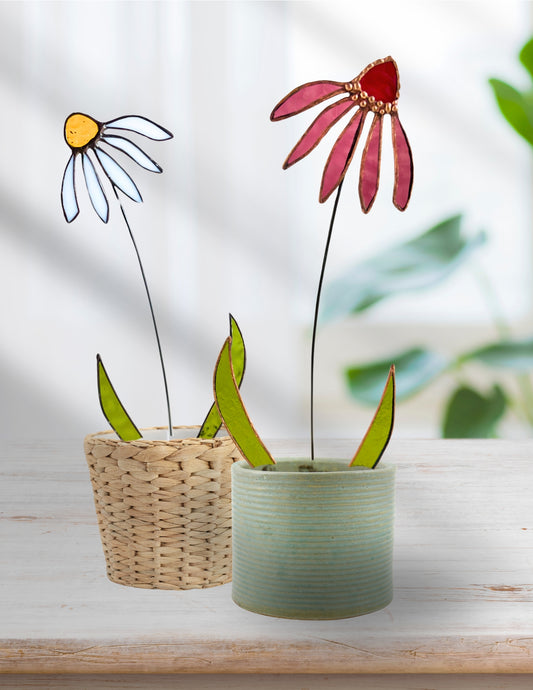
1,674,533,689
1,439,533,676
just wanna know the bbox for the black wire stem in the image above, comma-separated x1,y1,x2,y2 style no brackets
113,187,173,437
310,180,344,460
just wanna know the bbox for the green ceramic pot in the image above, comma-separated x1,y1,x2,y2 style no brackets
231,458,395,620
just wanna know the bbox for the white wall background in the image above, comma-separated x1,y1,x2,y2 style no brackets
0,0,531,445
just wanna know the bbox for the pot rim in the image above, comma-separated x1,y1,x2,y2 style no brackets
232,458,395,476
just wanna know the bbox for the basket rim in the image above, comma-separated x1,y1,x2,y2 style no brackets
84,425,232,446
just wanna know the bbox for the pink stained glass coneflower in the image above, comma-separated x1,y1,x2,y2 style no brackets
271,56,414,213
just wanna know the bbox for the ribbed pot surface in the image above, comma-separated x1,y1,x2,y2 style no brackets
232,458,395,619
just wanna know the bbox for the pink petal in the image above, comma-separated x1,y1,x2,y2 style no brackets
283,97,355,169
319,108,367,203
271,80,344,121
392,114,414,211
359,114,383,214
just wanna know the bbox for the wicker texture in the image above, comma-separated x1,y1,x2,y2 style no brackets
84,426,241,590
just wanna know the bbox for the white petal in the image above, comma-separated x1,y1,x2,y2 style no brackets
100,134,161,173
61,154,79,222
82,153,109,223
104,115,172,141
95,148,142,203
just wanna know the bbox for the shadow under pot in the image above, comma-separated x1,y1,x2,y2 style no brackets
84,426,241,590
231,458,395,620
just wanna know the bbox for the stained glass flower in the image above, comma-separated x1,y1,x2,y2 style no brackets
61,113,173,223
271,56,413,213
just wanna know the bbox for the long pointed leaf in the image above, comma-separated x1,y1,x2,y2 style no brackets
350,366,395,468
213,338,274,467
198,314,246,438
97,355,141,441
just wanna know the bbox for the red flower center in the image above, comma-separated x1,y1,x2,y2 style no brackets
359,61,398,104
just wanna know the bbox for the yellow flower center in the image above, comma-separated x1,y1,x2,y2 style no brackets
64,113,100,149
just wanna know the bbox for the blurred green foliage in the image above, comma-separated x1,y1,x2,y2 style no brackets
321,216,485,323
336,37,533,437
489,37,533,147
442,385,506,439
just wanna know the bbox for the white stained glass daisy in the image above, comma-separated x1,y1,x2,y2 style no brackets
61,113,173,223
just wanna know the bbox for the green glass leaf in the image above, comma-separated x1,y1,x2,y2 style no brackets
198,314,246,438
97,354,141,441
346,347,449,405
465,337,533,370
321,215,486,323
519,37,533,81
350,366,395,469
442,384,507,438
213,338,275,467
488,78,533,147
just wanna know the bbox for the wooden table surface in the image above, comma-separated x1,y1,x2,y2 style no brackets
1,438,533,689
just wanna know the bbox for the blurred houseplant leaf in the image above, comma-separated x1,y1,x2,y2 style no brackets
320,215,486,324
519,37,533,80
346,336,533,435
442,384,507,438
489,39,533,147
345,347,449,405
488,78,533,147
465,338,533,370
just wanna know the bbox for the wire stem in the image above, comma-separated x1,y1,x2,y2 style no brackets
310,181,344,460
114,188,173,437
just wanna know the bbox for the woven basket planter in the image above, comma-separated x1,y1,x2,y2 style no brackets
84,426,241,590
